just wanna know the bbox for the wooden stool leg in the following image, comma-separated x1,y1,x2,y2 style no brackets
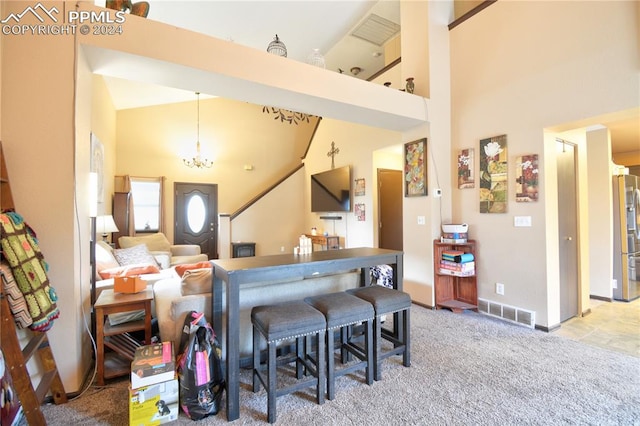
267,341,277,423
253,325,261,392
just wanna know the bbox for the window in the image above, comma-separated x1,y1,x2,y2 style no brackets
130,177,162,232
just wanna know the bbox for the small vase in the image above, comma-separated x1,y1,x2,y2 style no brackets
405,77,415,94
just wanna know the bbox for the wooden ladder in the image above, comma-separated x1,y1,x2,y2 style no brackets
1,141,68,425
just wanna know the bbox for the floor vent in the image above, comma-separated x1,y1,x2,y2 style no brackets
477,298,536,328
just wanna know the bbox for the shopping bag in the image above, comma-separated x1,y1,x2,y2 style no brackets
176,311,225,420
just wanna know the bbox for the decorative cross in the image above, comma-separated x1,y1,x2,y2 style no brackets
327,141,340,169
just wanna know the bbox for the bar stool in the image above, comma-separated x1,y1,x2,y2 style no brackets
252,301,327,424
347,285,411,380
304,291,374,400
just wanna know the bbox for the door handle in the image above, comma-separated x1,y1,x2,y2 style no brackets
565,236,573,241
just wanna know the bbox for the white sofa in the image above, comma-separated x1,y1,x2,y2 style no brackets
117,232,208,268
153,269,362,359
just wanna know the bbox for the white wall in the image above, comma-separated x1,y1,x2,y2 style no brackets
450,1,639,327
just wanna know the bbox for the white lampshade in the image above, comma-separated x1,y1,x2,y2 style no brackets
96,215,119,241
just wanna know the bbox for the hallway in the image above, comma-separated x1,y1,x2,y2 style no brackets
552,297,640,358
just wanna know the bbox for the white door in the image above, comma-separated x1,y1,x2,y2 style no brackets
556,140,579,321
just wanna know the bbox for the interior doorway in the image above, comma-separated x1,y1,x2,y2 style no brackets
174,182,218,259
377,168,403,251
556,139,579,321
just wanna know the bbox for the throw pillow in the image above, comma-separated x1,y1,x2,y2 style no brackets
95,241,120,279
98,263,161,279
175,261,211,277
113,244,158,267
180,268,212,296
118,233,171,252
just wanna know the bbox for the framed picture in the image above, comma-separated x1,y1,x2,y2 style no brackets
457,148,475,189
404,138,427,197
355,178,365,196
479,134,507,213
515,154,539,202
355,203,366,221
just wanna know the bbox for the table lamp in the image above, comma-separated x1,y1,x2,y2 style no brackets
96,215,119,242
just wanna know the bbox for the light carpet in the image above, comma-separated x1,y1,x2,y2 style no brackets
41,305,640,425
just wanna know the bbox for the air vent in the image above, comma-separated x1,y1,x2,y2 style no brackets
351,14,400,46
477,298,536,328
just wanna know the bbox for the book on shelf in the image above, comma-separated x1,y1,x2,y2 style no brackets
440,232,468,243
439,268,475,277
442,252,474,263
131,341,176,389
440,260,475,272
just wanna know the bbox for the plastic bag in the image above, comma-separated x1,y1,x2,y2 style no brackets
177,311,225,420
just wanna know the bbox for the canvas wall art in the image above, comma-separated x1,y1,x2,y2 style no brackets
479,135,507,213
457,148,475,189
515,154,539,202
404,138,427,197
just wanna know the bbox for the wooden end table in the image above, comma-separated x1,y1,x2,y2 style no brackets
94,287,153,385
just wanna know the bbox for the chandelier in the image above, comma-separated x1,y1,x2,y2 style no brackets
262,106,311,125
183,92,213,169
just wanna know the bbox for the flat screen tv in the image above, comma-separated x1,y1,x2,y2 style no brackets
311,166,352,212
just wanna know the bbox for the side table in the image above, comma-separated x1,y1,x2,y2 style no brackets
94,287,153,385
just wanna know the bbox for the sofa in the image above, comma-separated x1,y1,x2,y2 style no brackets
117,232,208,269
153,268,362,360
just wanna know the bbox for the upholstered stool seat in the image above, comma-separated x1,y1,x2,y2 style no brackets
347,285,411,380
304,291,374,400
252,301,326,423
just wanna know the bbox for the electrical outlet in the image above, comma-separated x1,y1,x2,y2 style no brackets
280,246,285,252
417,216,426,225
496,282,505,295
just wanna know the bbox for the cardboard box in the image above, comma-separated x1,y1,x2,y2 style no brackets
131,342,176,389
114,276,146,293
129,378,179,426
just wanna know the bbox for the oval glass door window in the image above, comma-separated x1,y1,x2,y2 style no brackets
187,194,206,233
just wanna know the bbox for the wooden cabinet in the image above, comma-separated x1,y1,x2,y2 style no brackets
433,240,478,313
305,234,340,250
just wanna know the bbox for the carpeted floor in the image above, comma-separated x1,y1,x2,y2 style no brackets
41,305,640,425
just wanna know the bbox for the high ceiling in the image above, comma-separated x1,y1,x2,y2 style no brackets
95,1,638,155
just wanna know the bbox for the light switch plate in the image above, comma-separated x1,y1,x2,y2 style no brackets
514,216,532,227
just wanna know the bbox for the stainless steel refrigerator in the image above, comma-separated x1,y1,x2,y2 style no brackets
612,174,640,301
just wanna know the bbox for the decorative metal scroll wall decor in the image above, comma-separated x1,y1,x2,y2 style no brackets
262,106,311,125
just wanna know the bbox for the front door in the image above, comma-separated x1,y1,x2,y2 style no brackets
556,140,579,321
174,182,218,259
378,169,403,251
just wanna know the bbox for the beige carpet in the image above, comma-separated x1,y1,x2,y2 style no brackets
41,304,640,425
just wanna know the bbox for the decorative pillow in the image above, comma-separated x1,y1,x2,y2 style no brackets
113,244,158,267
0,262,33,328
98,263,161,279
175,261,211,278
95,241,120,279
0,212,60,332
118,233,171,252
180,268,212,296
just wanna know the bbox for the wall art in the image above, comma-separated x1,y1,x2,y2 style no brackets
457,148,475,189
479,134,507,213
515,154,539,202
404,138,427,197
355,178,365,196
355,203,366,221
